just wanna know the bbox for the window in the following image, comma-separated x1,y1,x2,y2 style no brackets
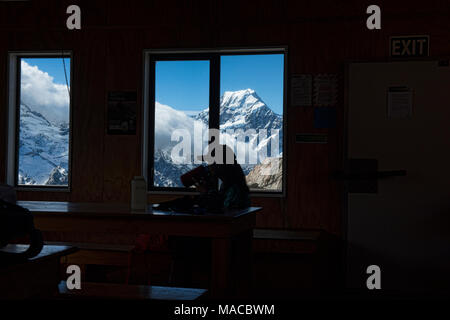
153,60,210,189
7,53,72,189
220,54,284,192
144,49,286,194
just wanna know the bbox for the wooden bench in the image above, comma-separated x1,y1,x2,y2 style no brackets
57,281,207,300
251,229,343,296
46,242,135,267
0,245,78,299
253,229,323,254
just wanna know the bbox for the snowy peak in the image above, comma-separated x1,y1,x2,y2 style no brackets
195,89,281,131
220,88,263,110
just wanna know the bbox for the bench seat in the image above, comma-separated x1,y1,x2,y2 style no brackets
57,281,207,300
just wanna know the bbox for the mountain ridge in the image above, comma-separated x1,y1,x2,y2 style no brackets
18,89,282,190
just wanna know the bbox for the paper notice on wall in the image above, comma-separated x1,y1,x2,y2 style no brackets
387,87,413,119
313,74,338,107
291,74,313,106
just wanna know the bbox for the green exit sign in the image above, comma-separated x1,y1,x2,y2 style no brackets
390,35,429,57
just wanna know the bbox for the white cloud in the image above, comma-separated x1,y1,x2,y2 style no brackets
20,60,70,124
155,102,208,152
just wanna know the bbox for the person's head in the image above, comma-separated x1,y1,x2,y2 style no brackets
202,144,248,191
201,143,236,166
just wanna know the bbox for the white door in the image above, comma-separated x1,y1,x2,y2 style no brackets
346,60,450,293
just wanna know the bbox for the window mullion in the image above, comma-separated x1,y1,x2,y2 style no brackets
209,54,220,133
148,57,156,188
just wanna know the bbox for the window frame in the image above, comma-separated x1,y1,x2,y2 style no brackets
6,51,74,191
142,48,287,197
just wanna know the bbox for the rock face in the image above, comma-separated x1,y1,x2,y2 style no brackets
45,166,68,186
246,157,283,191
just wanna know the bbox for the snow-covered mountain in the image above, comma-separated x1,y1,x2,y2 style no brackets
18,103,69,186
196,89,282,132
195,89,283,173
154,149,197,187
154,89,283,188
18,89,282,189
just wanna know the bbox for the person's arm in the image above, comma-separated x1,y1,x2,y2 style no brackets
192,177,208,194
223,184,251,209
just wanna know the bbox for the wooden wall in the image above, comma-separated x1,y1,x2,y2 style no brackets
1,0,449,235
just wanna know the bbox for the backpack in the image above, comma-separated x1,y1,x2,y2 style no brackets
0,199,43,262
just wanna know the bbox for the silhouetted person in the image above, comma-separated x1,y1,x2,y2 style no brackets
169,144,251,287
194,144,250,209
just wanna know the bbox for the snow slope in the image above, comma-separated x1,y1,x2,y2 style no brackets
18,103,69,185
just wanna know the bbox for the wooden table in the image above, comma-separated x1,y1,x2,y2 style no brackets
0,245,78,299
18,201,261,297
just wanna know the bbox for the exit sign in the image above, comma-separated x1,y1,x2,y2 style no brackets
390,35,429,57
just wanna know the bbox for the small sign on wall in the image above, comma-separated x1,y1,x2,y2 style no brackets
313,74,338,107
295,133,328,144
291,74,313,107
107,91,137,135
390,35,429,57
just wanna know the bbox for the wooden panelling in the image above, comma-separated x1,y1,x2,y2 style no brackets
1,0,450,236
103,30,143,202
0,31,7,183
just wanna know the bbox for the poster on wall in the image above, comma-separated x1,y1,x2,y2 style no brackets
291,74,313,107
107,91,137,135
387,86,413,119
314,107,337,129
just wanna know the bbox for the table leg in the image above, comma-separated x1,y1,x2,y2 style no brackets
233,230,253,298
211,237,232,298
211,230,254,298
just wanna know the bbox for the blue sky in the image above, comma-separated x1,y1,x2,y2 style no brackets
23,58,71,86
22,55,285,115
221,54,284,114
20,58,71,124
155,54,284,115
156,60,210,113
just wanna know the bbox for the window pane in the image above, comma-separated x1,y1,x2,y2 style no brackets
18,57,71,186
220,54,284,191
154,60,209,187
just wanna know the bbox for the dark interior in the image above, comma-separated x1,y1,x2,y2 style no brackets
1,0,449,308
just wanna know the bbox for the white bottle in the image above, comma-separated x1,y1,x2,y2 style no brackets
131,176,147,210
